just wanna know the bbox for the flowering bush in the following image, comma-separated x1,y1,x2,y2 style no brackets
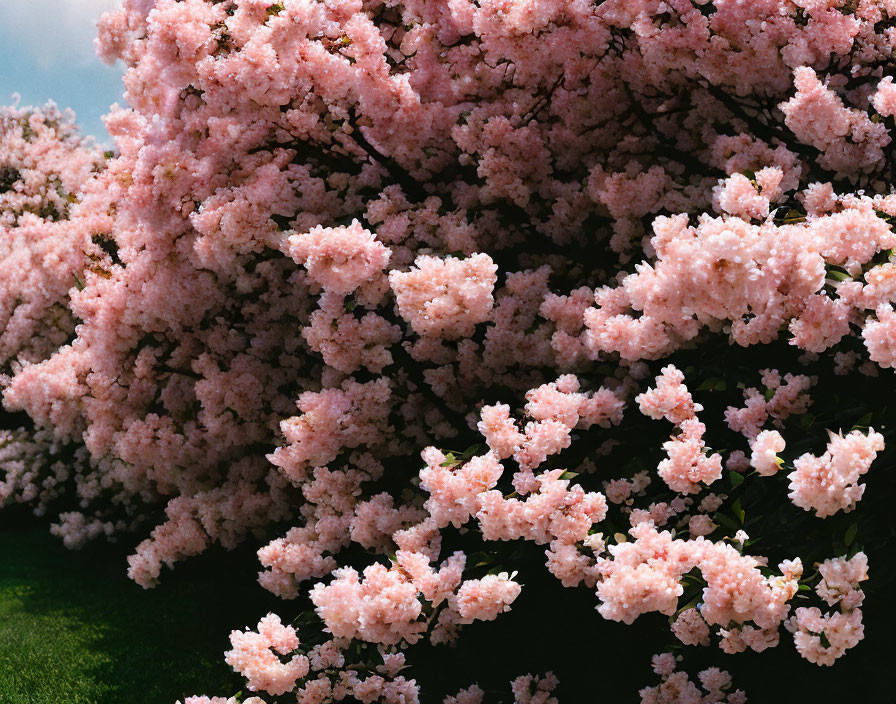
3,0,896,700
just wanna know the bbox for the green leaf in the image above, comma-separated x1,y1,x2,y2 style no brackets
460,443,482,459
853,412,873,429
729,471,745,488
673,595,701,617
844,522,858,547
827,269,851,282
797,413,816,431
731,498,745,525
714,512,741,534
697,377,726,392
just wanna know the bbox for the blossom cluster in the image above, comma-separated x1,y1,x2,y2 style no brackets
0,102,106,372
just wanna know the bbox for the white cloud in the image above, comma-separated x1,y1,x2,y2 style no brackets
0,0,123,69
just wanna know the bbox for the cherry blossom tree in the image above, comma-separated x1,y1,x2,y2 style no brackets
3,0,896,700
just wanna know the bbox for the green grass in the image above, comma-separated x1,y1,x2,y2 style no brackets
0,526,283,704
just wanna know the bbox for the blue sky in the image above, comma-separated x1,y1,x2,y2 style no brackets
0,1,126,143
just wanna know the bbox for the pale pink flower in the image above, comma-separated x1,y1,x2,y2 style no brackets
749,430,786,476
455,573,522,621
780,67,889,175
816,552,868,610
657,420,724,495
671,608,710,647
225,614,310,696
636,366,702,426
789,607,864,666
688,514,717,538
443,684,485,704
390,254,498,339
288,221,391,296
788,429,884,517
419,449,504,529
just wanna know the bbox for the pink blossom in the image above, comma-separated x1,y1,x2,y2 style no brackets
477,403,525,459
780,67,889,175
390,254,498,339
688,514,717,538
637,365,702,426
714,173,771,221
443,684,485,704
749,430,786,476
788,607,864,666
455,573,522,621
671,608,710,647
816,552,868,610
288,220,391,296
511,673,559,704
225,614,310,696
788,429,884,517
597,523,799,630
640,656,747,704
657,420,724,495
420,449,504,529
309,564,426,646
719,625,780,655
872,75,896,117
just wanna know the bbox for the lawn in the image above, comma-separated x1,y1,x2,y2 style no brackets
0,521,283,704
